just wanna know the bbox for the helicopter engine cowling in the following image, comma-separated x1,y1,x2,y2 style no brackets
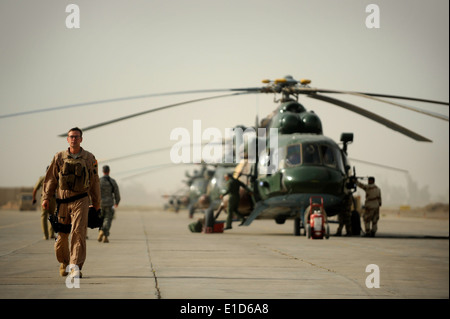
300,111,323,134
276,112,323,135
278,113,301,134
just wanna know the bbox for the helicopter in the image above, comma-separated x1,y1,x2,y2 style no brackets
199,76,448,235
4,75,447,235
64,75,449,235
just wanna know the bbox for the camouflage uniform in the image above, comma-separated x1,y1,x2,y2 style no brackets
33,175,56,239
223,175,250,229
335,196,352,236
357,179,382,236
98,174,120,241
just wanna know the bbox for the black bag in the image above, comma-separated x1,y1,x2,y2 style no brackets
48,214,72,234
88,207,104,229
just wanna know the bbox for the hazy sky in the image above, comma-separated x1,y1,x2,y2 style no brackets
0,0,448,206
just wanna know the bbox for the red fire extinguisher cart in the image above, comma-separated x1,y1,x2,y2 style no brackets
306,196,330,239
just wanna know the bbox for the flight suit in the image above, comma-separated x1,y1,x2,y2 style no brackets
43,148,100,271
357,181,382,236
33,175,56,239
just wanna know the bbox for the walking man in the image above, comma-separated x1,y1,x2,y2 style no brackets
98,165,121,243
42,127,100,278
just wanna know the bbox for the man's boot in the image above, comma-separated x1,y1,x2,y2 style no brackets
60,263,69,277
97,230,104,242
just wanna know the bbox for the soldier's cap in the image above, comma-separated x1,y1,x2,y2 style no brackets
103,165,110,173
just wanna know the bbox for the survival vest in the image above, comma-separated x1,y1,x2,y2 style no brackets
59,152,90,192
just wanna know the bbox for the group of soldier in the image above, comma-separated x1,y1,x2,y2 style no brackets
220,172,381,237
335,176,382,237
32,127,120,279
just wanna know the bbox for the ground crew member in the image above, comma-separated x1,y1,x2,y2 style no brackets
220,173,252,230
335,197,352,236
32,167,56,240
357,177,382,237
97,165,120,243
42,127,100,278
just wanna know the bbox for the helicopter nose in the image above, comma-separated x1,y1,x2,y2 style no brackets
282,166,342,194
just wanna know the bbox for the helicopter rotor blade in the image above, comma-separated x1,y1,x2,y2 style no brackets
291,87,449,106
1,88,260,120
308,93,432,142
352,91,449,106
343,92,449,122
57,92,252,137
348,157,409,173
99,140,224,164
299,88,448,121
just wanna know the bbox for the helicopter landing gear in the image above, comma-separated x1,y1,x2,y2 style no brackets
294,217,301,236
293,216,307,236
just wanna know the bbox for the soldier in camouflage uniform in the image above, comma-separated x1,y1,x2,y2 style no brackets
97,165,120,243
335,197,352,236
357,177,382,237
32,167,56,240
220,173,252,230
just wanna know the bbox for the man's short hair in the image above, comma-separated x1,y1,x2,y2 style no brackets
68,127,83,137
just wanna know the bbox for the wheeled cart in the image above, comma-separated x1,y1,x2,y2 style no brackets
306,197,330,239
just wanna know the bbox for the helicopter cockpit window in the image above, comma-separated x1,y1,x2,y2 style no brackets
285,145,301,166
302,143,320,164
320,144,345,173
276,143,345,173
321,145,336,167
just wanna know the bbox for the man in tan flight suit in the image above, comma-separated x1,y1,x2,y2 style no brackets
357,177,382,237
42,127,100,278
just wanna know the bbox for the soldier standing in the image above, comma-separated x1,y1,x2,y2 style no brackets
335,197,352,236
32,167,56,240
357,177,382,237
220,173,252,230
97,165,120,243
42,127,100,278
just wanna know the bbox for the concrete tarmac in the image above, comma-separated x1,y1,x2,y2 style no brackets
0,208,448,302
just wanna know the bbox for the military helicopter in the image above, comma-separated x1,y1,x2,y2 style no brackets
5,75,447,235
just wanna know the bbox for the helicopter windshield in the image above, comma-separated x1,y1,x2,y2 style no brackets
286,145,301,166
276,142,345,173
